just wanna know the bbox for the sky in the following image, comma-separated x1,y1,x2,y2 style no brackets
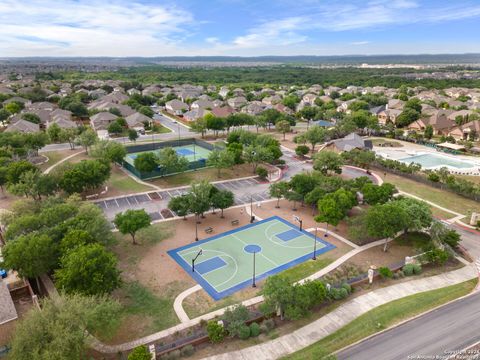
1,0,480,57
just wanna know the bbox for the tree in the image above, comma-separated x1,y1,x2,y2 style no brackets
6,160,37,184
9,293,120,360
205,114,225,137
4,101,22,114
188,180,213,219
59,128,78,150
91,140,126,164
59,159,111,194
304,126,327,152
108,121,123,135
365,202,409,251
243,145,273,173
76,128,97,154
7,170,58,201
263,275,293,320
313,151,344,175
55,243,121,295
396,108,420,128
211,190,234,218
60,229,95,254
2,233,57,289
47,122,62,142
114,209,151,245
134,152,158,173
0,166,7,196
207,149,235,177
128,346,152,360
282,94,300,110
168,194,192,220
191,117,208,138
285,190,303,211
295,145,309,157
138,106,154,118
157,147,189,175
269,181,290,208
424,124,434,139
275,120,291,140
315,196,344,229
395,197,432,234
361,183,396,205
21,113,41,124
128,129,139,142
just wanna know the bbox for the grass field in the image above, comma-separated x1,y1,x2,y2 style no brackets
283,279,478,360
168,216,335,300
106,167,153,194
381,172,480,215
147,163,255,187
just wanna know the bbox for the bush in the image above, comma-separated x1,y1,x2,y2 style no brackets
169,349,181,360
259,323,269,334
402,264,415,276
427,172,440,182
412,264,422,274
180,345,195,357
423,248,449,265
256,166,268,179
442,230,461,248
397,270,404,278
295,145,309,157
250,322,261,337
378,266,393,279
238,325,251,340
128,345,151,360
341,283,352,294
207,320,225,343
223,304,249,338
262,318,275,332
330,287,349,300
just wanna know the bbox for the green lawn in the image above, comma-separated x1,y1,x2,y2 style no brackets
281,258,334,283
106,167,153,194
38,150,79,171
381,172,480,216
283,279,477,360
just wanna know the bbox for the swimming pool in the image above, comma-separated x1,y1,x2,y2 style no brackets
399,153,476,169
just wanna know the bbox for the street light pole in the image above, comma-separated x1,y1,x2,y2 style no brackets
252,251,257,287
313,227,318,260
250,196,254,223
195,215,199,241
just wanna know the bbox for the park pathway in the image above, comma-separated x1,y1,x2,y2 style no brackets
204,264,478,360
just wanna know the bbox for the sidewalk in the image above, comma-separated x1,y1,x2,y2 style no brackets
204,264,477,360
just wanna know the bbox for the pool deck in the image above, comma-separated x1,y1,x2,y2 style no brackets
374,143,480,174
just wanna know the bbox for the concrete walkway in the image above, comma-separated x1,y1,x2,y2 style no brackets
204,264,478,360
43,149,85,174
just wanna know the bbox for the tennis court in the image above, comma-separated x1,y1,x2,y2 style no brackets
124,144,212,166
168,216,335,300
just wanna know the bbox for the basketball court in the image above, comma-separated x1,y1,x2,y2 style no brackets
168,216,335,300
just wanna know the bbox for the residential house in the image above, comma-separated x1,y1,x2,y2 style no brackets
142,85,162,96
227,96,247,109
5,119,40,133
47,118,77,130
165,99,188,115
90,112,118,131
378,109,402,125
125,112,150,130
127,88,141,96
328,133,373,152
27,101,56,112
218,86,230,98
191,99,214,110
273,103,293,115
426,110,455,135
183,108,209,122
262,95,282,106
241,102,265,116
448,120,480,141
447,110,474,124
302,93,317,105
387,99,405,110
211,106,234,118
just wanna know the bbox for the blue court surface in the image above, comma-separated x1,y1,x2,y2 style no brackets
168,216,336,300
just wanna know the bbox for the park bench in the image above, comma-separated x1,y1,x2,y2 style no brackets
231,219,239,226
205,227,213,234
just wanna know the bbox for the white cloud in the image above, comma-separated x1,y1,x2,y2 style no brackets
0,0,195,56
350,41,370,46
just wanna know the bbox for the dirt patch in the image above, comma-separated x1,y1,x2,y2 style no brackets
347,242,416,271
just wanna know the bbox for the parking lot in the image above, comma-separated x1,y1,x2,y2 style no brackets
94,177,271,222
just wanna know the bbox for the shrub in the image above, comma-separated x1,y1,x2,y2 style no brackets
397,270,404,278
341,283,352,294
402,264,415,276
262,318,275,332
259,323,269,334
250,322,261,337
207,321,225,343
295,145,309,157
412,264,422,274
378,267,393,279
223,305,249,338
256,166,268,179
423,248,449,265
330,287,349,300
180,345,195,357
238,325,251,340
442,230,461,248
169,349,181,360
128,345,151,360
427,172,440,182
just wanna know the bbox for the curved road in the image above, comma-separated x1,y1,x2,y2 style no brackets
338,290,480,360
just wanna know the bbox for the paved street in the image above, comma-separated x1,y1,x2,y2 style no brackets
338,290,480,360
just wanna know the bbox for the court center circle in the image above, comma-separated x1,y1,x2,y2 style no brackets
244,244,262,253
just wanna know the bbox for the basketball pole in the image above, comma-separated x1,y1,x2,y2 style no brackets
195,214,199,241
250,196,254,223
313,227,317,260
191,248,203,272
